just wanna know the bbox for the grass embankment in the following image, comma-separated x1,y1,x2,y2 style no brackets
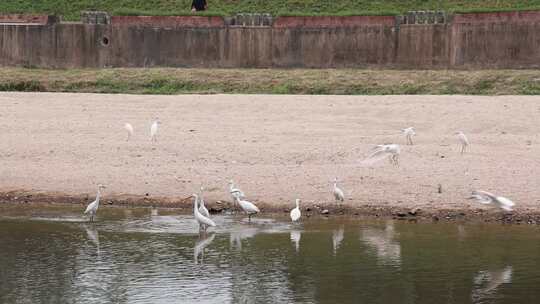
1,1,540,20
1,68,540,95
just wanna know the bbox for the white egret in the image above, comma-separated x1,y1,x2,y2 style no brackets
229,180,245,201
290,199,301,222
456,131,469,154
198,186,210,218
468,190,515,211
84,184,106,222
150,119,160,142
193,194,216,232
361,144,400,166
333,177,345,203
235,196,260,221
124,123,134,141
401,127,415,145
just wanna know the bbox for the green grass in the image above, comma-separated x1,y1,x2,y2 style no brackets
1,68,540,95
2,1,540,21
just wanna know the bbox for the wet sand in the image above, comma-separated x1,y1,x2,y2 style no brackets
0,92,539,221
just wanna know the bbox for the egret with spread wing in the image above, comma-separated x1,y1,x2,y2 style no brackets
468,190,515,211
361,144,401,166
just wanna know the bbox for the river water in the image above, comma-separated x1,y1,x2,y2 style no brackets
1,205,539,304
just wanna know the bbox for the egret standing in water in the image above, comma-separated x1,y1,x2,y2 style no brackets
150,119,160,142
401,127,415,145
456,131,469,154
333,177,345,203
84,184,106,222
235,196,260,222
290,199,301,222
468,190,515,211
198,186,210,218
193,194,216,232
124,123,134,141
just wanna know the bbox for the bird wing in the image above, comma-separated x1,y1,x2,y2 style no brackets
84,200,97,213
470,190,495,204
360,148,391,165
459,133,469,145
199,204,210,218
290,208,301,221
334,187,345,200
240,200,260,213
197,212,216,227
497,196,515,209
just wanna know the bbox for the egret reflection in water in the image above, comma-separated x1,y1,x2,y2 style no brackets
230,227,259,250
290,230,301,252
472,266,513,302
360,220,401,265
194,233,216,264
332,226,344,255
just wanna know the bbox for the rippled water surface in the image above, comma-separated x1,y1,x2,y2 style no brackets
1,205,540,304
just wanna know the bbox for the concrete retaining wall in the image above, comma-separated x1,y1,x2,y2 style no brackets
1,12,540,68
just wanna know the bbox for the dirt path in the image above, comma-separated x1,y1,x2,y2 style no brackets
1,92,539,216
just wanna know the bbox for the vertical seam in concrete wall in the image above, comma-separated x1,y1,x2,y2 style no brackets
392,19,399,65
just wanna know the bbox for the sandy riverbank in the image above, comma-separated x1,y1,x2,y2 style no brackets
0,92,539,221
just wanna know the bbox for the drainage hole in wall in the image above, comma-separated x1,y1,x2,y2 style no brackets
101,36,110,46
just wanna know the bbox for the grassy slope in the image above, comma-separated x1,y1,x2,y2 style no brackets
1,1,540,20
1,68,540,95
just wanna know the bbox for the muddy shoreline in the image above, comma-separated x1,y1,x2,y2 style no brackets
2,190,539,225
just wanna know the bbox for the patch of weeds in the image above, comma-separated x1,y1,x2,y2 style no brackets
519,81,540,95
0,80,44,92
93,78,131,93
271,82,296,94
343,84,372,95
471,78,495,94
400,83,427,94
142,79,199,94
439,82,461,94
306,85,331,95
